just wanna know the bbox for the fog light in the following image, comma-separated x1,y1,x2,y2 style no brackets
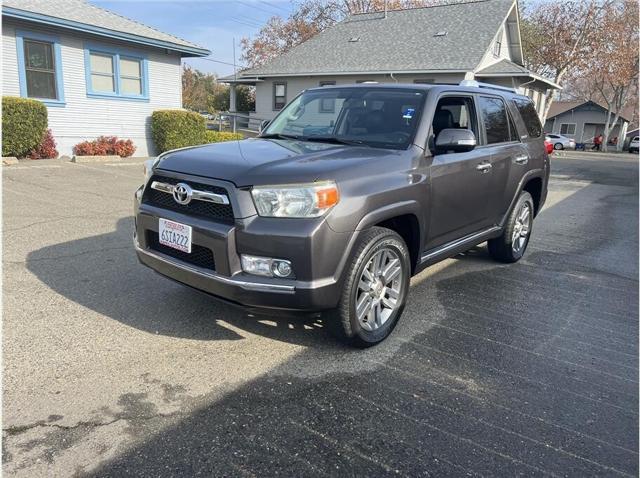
272,260,292,278
241,254,294,278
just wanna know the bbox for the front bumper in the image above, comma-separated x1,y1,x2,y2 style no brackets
135,236,344,311
135,178,354,311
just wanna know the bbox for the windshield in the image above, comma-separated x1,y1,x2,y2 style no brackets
262,87,426,150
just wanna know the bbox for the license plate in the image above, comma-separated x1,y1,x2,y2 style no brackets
159,218,192,253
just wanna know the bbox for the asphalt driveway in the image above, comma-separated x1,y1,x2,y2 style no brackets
3,152,638,476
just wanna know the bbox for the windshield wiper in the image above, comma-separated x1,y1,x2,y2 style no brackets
259,133,301,140
303,136,368,146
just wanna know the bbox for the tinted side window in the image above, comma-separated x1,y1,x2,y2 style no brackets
513,98,542,138
478,96,510,144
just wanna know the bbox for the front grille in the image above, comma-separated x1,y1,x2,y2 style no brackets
143,175,234,223
147,231,216,271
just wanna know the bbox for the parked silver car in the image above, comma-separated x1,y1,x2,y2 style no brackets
545,133,576,150
629,136,639,154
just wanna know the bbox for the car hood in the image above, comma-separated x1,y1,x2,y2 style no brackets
155,138,405,187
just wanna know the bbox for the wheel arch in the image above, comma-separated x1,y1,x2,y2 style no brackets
352,201,424,275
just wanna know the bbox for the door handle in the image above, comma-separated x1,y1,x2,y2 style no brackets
514,155,529,165
476,162,492,173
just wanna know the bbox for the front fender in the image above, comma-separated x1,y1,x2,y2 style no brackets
330,200,425,285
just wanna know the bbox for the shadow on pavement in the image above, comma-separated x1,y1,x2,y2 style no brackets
26,217,329,346
24,178,639,476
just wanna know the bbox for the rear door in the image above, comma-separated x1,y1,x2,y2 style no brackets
476,95,527,223
426,94,494,250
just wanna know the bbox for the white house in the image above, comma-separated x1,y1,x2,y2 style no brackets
224,0,558,122
2,0,209,156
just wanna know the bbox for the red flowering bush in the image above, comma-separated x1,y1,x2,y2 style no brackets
72,136,136,157
27,128,59,159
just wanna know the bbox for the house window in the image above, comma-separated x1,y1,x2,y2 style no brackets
319,81,336,112
89,52,115,93
84,44,148,100
560,123,576,135
16,30,65,105
273,82,286,110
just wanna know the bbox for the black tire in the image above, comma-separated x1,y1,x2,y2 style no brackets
554,143,563,150
325,227,410,348
488,191,534,263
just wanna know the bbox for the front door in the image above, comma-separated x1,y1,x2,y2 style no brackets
425,94,493,250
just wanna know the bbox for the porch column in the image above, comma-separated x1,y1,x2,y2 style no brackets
618,121,629,151
229,84,237,133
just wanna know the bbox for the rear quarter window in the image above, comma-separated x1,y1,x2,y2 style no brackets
513,98,542,138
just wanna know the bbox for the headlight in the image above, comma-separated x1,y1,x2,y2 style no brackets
251,181,339,218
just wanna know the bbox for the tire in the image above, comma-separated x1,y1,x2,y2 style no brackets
554,143,563,150
488,191,534,263
325,227,411,348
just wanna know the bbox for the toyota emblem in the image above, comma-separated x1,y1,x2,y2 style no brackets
172,183,193,205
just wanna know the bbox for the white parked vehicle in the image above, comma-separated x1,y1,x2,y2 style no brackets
545,134,576,150
628,136,639,154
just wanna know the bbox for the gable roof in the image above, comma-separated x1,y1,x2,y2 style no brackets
2,0,209,57
238,0,515,77
475,58,529,75
547,100,633,123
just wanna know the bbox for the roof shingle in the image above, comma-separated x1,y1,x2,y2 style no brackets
239,0,515,77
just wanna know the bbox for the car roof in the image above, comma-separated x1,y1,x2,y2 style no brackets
304,82,524,100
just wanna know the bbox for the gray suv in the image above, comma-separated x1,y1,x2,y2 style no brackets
134,82,549,347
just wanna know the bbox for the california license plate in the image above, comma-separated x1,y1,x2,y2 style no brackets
158,218,192,253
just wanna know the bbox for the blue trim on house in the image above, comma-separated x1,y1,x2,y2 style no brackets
84,42,150,102
3,6,210,57
15,29,66,106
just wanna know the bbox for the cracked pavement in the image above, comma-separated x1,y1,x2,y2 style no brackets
3,154,638,476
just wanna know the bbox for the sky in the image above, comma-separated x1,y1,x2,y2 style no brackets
91,0,295,77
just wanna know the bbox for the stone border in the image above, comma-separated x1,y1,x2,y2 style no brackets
2,157,19,166
70,155,122,163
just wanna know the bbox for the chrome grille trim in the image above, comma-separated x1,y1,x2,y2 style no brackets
150,181,230,205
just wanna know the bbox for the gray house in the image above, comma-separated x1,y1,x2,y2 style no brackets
225,0,558,122
543,100,632,149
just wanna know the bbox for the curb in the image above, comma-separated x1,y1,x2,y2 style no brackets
71,155,122,163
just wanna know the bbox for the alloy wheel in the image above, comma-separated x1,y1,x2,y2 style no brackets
511,202,532,253
355,248,404,331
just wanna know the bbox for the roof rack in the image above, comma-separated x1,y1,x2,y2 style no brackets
459,80,516,93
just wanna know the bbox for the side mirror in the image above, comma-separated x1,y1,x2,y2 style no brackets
259,120,270,134
435,128,476,154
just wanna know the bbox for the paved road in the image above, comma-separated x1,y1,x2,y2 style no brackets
3,153,638,476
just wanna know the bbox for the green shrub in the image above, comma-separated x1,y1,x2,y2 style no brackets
204,131,243,143
2,97,48,157
151,110,206,153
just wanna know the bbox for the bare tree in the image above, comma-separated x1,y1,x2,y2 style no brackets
590,0,639,150
520,0,610,122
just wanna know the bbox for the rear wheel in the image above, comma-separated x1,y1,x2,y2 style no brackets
488,191,534,263
554,143,563,150
326,227,410,347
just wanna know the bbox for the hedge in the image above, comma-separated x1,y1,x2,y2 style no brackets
2,97,48,157
205,131,243,143
151,110,206,153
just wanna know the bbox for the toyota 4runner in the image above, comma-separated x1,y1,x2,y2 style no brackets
134,81,549,347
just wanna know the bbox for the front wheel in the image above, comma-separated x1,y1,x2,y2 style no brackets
488,191,534,263
554,143,563,150
325,227,410,347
